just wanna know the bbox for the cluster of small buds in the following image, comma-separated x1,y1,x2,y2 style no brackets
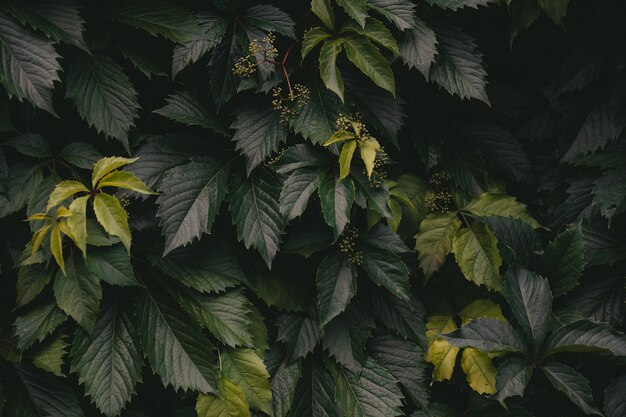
425,190,453,212
368,146,391,187
428,171,451,188
338,227,363,265
335,114,374,143
272,84,310,123
266,147,287,166
232,33,278,78
118,197,131,208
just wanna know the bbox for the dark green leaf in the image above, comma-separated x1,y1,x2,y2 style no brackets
136,290,218,394
13,301,66,351
399,17,437,78
229,170,283,268
243,5,295,39
70,300,142,417
276,313,322,362
541,362,601,415
541,222,584,297
492,357,532,401
367,0,417,31
342,35,395,95
156,158,230,254
337,0,369,27
544,320,626,357
361,246,410,300
0,12,61,114
443,317,526,353
318,171,355,238
153,92,227,135
280,168,320,222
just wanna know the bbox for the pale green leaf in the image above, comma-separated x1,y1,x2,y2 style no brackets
93,193,131,253
221,348,272,415
414,213,461,279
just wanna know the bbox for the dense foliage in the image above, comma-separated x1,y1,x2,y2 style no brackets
1,0,626,416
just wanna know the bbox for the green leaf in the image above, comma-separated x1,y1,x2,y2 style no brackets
67,195,89,256
399,17,437,78
0,163,43,218
359,138,379,178
414,212,461,279
231,103,289,174
425,314,459,381
333,357,403,417
229,170,283,268
452,222,503,293
538,0,570,26
461,348,496,395
98,171,155,195
311,0,335,30
196,374,250,417
119,42,169,79
249,273,308,312
323,304,375,371
336,0,369,27
424,0,498,11
271,358,301,417
370,292,424,343
153,91,227,136
12,364,83,417
280,168,320,221
243,4,296,39
604,374,626,417
0,0,87,50
276,313,322,362
4,133,52,158
92,157,138,188
317,251,357,327
156,158,230,254
367,0,417,31
541,362,601,415
339,140,358,180
442,317,526,353
341,18,399,55
505,268,552,349
53,253,102,333
30,333,67,377
463,193,540,229
0,12,61,115
50,224,65,272
172,13,226,78
541,222,584,296
361,247,410,300
593,167,626,222
289,361,340,417
85,244,141,287
364,223,411,253
544,320,626,357
221,348,272,414
429,24,489,104
153,245,243,294
106,0,200,44
370,335,429,408
66,52,139,146
341,35,395,95
46,180,89,212
492,358,532,401
208,29,240,109
169,287,253,348
319,39,345,101
136,290,218,394
93,193,132,253
318,171,355,238
15,263,54,308
13,301,66,351
302,27,333,61
70,300,142,417
274,144,328,174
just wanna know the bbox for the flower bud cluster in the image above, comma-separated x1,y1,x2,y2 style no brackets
426,171,453,212
232,33,278,78
338,226,363,265
272,84,310,123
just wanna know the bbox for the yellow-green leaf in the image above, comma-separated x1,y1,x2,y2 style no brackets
461,348,497,395
359,137,380,178
452,223,503,293
91,156,138,188
93,193,131,253
459,299,505,325
97,170,156,194
46,180,89,212
50,224,65,274
323,131,356,146
67,196,89,256
31,224,51,255
425,314,459,381
339,140,357,180
463,193,541,229
196,374,251,417
221,348,272,415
